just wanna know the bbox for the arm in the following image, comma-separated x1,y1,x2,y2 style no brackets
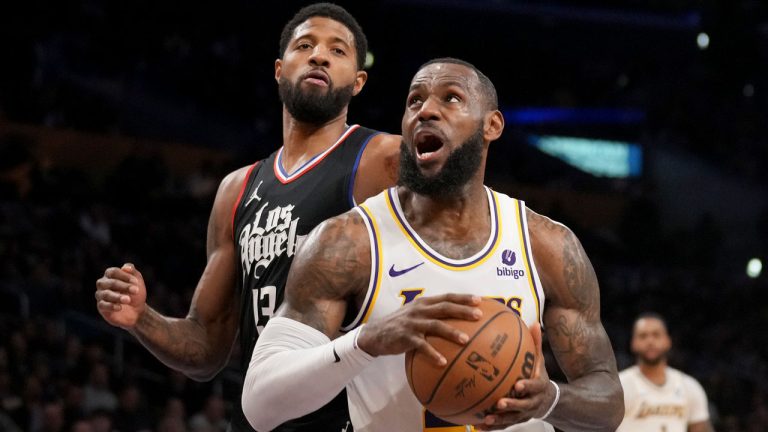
687,377,714,432
529,211,623,430
352,133,400,204
242,211,373,431
95,166,250,381
480,210,623,431
242,210,481,430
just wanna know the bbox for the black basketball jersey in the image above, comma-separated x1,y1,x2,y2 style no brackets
230,125,381,432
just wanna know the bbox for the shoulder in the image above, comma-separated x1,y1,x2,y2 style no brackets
524,207,585,283
299,208,370,257
213,163,262,219
361,132,400,158
352,132,401,202
618,366,641,386
619,365,638,379
673,368,707,395
524,206,601,315
219,163,259,197
618,366,643,399
285,208,372,304
368,132,400,145
525,207,576,252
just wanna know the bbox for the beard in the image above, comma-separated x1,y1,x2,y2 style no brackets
398,126,484,198
278,75,354,125
639,351,667,366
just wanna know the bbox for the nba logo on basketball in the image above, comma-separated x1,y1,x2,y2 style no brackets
497,249,525,279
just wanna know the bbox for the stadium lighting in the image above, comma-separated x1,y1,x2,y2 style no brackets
365,51,375,69
743,83,755,98
696,32,710,50
747,258,763,279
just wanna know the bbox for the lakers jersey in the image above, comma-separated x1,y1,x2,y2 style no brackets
617,366,710,432
232,124,380,432
343,186,550,432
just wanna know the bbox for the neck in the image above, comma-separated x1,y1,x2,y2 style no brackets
280,107,349,169
398,173,488,243
402,181,485,215
638,360,667,385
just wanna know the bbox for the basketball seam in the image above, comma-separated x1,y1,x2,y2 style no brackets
423,310,508,406
442,315,524,418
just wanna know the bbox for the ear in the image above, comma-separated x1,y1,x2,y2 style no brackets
483,110,505,143
352,70,368,96
275,59,282,82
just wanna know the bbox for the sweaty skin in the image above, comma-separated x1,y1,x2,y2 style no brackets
265,62,623,431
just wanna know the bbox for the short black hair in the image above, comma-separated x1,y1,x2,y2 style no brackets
634,312,668,331
418,57,498,110
279,3,368,70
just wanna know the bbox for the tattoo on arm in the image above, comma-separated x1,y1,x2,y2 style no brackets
133,307,211,372
128,169,242,379
561,227,598,317
281,212,371,336
529,210,623,429
544,225,608,377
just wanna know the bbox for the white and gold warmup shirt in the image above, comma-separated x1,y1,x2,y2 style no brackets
617,365,710,432
342,187,553,432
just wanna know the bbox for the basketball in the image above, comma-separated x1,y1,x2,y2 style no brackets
405,298,537,425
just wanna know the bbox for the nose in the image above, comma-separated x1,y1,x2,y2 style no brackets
417,96,441,123
308,46,330,68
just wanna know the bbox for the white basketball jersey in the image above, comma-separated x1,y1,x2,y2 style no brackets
342,187,551,432
617,366,710,432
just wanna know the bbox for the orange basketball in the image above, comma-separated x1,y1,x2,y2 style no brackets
405,298,536,425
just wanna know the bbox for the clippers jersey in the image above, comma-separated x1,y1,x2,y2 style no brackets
617,366,710,432
231,124,380,432
343,187,552,432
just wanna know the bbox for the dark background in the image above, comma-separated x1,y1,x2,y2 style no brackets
1,1,767,431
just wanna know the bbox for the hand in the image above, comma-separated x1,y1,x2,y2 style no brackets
95,263,147,329
356,293,482,366
476,323,556,429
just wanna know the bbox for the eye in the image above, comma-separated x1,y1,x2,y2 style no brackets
331,47,346,56
407,95,423,107
447,93,462,103
296,43,312,50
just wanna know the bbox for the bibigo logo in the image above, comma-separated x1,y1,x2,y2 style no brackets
497,249,525,280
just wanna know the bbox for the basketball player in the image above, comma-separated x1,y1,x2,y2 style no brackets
617,313,714,432
94,4,400,431
242,58,623,432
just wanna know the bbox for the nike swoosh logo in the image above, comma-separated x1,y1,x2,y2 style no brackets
333,346,341,363
389,262,424,277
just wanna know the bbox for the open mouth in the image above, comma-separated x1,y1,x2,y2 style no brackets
303,70,329,87
415,130,445,160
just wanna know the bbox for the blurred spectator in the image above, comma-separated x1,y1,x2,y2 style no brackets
157,415,188,432
157,398,188,432
87,409,113,432
79,204,111,246
82,363,117,414
69,419,93,432
189,394,227,432
186,161,219,200
0,370,22,419
36,399,66,432
0,133,37,199
112,384,152,432
0,411,22,432
62,383,86,427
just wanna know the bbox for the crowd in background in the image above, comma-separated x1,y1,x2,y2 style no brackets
1,0,768,431
1,129,767,431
